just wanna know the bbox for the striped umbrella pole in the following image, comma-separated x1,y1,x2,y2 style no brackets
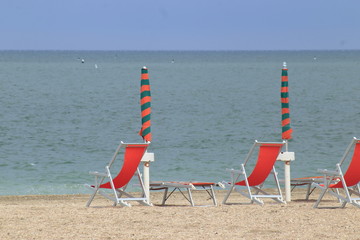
281,62,292,142
281,62,294,202
139,66,152,142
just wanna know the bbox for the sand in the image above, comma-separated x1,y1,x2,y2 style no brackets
0,188,359,240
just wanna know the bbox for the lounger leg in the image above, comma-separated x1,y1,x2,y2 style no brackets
335,189,343,203
313,184,328,208
210,185,217,206
343,188,360,208
187,188,195,207
106,166,121,206
162,188,169,205
355,184,360,193
248,189,264,205
85,174,107,207
85,186,98,207
305,183,312,200
115,185,129,206
349,186,360,197
350,188,360,208
136,169,151,206
250,183,264,204
241,166,254,204
273,169,285,203
341,196,348,208
222,185,234,204
254,184,262,195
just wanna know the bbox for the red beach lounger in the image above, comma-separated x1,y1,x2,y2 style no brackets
85,142,151,207
312,137,360,208
223,140,286,205
150,181,223,206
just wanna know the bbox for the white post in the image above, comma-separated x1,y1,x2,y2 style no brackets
141,152,154,203
284,161,291,202
277,151,295,202
143,162,150,200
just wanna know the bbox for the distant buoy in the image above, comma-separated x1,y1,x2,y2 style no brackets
95,64,98,69
81,59,85,63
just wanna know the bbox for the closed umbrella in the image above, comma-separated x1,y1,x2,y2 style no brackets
280,62,295,202
281,62,292,140
139,66,152,142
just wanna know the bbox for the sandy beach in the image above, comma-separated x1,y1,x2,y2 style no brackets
1,188,359,240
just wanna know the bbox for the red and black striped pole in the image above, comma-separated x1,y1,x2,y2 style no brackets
281,62,292,140
139,66,152,142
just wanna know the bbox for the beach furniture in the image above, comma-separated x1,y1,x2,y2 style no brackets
222,140,286,205
289,176,323,200
85,142,151,207
312,137,360,208
149,181,223,206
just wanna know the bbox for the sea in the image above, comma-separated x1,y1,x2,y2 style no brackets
1,50,360,196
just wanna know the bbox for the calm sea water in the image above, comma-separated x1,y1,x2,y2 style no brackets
1,50,360,195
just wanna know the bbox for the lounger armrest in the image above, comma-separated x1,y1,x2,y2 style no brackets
89,171,108,177
216,182,226,189
316,169,338,175
162,182,195,189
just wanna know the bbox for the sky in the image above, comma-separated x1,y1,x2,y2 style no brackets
1,0,359,51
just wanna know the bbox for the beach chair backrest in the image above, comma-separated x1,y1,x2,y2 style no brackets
99,143,148,189
237,143,283,186
331,140,360,188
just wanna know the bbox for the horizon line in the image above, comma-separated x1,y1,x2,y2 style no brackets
1,48,360,52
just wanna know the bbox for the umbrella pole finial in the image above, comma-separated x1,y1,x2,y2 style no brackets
283,62,287,69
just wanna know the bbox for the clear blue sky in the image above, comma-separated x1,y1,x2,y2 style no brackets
1,0,359,50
